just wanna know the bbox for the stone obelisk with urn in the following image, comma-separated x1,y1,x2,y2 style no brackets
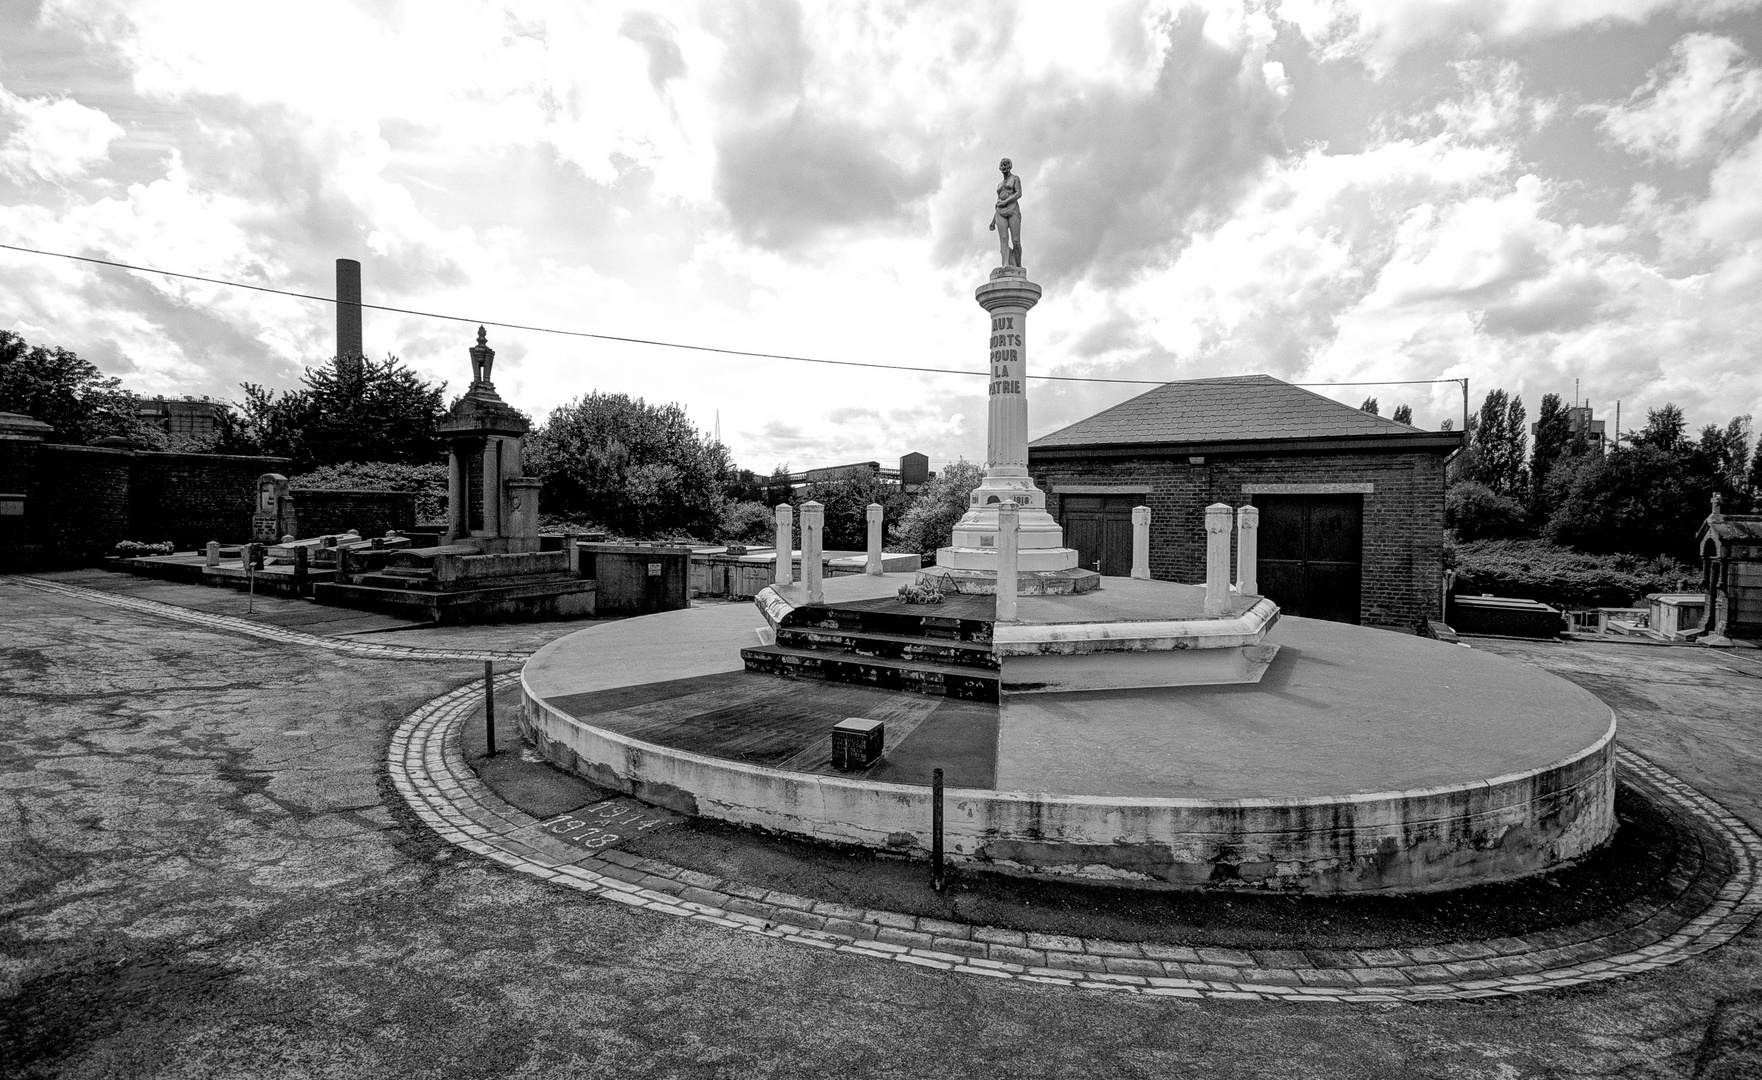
931,158,1096,595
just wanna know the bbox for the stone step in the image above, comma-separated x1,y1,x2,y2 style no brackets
776,626,998,670
789,605,992,645
740,644,999,703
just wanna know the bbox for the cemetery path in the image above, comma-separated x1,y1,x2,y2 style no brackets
3,576,1761,1079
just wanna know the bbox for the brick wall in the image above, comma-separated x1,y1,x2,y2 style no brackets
0,442,291,569
288,488,417,539
1031,448,1448,629
129,452,294,549
36,445,134,560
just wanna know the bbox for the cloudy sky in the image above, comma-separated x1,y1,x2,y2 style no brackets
3,0,1761,472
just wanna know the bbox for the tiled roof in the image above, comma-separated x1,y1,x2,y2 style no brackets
1030,374,1431,448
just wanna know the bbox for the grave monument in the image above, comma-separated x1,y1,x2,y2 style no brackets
516,160,1616,895
313,328,592,622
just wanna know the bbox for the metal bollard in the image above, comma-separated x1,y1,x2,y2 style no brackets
484,660,496,757
932,767,945,893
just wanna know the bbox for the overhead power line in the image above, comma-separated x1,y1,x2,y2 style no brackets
0,241,1466,392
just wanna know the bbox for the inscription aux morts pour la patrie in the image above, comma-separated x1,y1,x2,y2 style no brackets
990,314,1022,396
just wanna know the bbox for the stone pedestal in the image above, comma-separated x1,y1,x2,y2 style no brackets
865,503,883,576
1236,505,1259,596
933,267,1081,589
1131,506,1150,580
1205,503,1232,615
773,504,793,585
802,501,824,605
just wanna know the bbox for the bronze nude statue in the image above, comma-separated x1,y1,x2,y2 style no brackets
990,157,1022,268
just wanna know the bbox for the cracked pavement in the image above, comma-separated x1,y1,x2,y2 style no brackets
3,576,1762,1079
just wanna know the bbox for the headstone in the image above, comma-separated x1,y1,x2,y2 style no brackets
1236,505,1259,597
251,473,290,542
865,502,884,576
292,545,309,583
1131,506,1150,580
802,501,824,605
774,504,793,586
997,500,1020,621
205,541,220,568
1204,503,1232,615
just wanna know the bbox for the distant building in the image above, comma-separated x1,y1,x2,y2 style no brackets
1028,375,1462,630
776,454,936,493
1532,404,1607,452
137,396,223,438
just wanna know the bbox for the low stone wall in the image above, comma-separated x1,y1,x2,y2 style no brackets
518,675,1618,894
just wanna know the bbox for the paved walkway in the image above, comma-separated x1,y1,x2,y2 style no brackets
18,572,1762,1003
3,575,529,663
394,681,1762,1003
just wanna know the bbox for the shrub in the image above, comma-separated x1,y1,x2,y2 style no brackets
719,500,774,544
1451,538,1697,609
1446,480,1530,540
890,459,984,560
114,540,173,556
290,462,449,524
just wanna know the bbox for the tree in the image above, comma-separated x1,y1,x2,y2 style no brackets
1446,481,1529,541
890,460,984,559
792,470,911,551
1529,392,1573,517
243,355,447,470
1391,403,1412,425
1698,415,1752,509
1631,404,1689,453
0,330,143,443
527,391,724,538
1545,440,1715,560
1359,396,1379,415
1469,389,1528,497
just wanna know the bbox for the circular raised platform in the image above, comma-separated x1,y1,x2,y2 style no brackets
518,574,1616,893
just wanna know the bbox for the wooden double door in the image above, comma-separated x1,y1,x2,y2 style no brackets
1059,494,1137,577
1255,494,1363,624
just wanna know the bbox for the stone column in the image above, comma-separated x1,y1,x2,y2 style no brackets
801,501,824,604
1205,503,1232,615
482,439,501,537
865,503,884,575
996,501,1020,622
205,541,220,568
1131,506,1151,580
1236,505,1259,597
446,447,466,541
934,267,1078,577
774,504,793,586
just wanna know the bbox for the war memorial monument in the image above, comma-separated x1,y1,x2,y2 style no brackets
515,161,1617,893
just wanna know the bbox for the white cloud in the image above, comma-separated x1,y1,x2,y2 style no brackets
0,87,123,181
1595,34,1762,164
1280,0,1762,73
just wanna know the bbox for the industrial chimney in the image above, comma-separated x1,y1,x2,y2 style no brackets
336,258,363,377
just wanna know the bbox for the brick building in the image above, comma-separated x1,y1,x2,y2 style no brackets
1028,375,1462,629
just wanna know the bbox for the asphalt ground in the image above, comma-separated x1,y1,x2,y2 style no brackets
4,572,1762,1078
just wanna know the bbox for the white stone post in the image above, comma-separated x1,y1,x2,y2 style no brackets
865,502,884,575
1236,505,1259,597
802,501,824,605
773,503,794,585
996,500,1019,622
1131,506,1151,580
205,541,221,568
1205,503,1232,615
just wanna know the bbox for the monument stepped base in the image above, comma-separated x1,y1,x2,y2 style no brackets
919,566,1100,596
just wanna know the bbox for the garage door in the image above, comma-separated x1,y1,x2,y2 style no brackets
1059,494,1137,577
1254,494,1362,624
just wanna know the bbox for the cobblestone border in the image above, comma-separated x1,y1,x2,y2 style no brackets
4,575,528,663
392,677,1762,1002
